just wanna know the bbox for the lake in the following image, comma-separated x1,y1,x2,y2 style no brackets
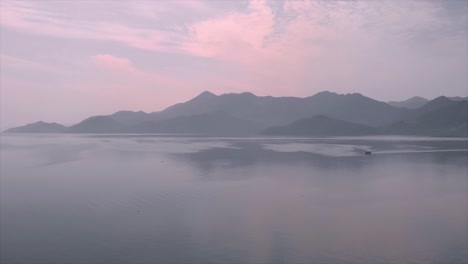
1,134,467,264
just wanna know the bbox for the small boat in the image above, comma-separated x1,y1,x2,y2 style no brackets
364,151,372,155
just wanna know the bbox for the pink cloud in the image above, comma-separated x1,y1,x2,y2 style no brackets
92,54,134,71
91,53,163,82
180,0,300,95
183,0,274,63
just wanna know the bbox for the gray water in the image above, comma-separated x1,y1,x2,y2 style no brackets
1,134,467,264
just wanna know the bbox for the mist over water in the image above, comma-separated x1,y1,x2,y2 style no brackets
1,134,467,264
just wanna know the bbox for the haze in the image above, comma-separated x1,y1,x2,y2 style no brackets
1,0,467,130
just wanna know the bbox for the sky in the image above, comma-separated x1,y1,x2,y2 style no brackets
0,0,467,130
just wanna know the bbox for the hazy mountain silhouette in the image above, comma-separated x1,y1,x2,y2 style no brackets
416,96,453,112
416,100,467,132
4,121,66,133
155,90,401,127
4,91,467,137
388,95,466,110
262,115,378,136
130,111,261,135
388,96,429,109
67,116,124,133
314,92,401,127
400,96,455,122
386,100,468,136
448,96,468,101
109,111,151,125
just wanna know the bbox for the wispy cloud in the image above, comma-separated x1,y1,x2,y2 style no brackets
0,54,69,74
2,0,464,61
0,1,184,52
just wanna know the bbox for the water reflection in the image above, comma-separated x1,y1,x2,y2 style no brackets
1,135,467,264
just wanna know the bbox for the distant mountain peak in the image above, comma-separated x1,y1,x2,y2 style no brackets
4,121,66,133
417,96,453,112
409,96,427,100
31,121,62,126
388,96,429,109
239,92,256,97
83,115,113,122
197,90,216,98
113,110,147,115
347,93,364,97
430,96,450,104
309,91,339,99
314,91,338,96
220,91,257,98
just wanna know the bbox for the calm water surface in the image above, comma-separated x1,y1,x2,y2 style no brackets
1,134,467,264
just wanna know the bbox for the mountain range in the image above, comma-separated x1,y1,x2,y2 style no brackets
4,91,468,137
387,96,429,109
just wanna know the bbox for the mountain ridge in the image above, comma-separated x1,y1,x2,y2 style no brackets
388,96,429,109
4,91,467,137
